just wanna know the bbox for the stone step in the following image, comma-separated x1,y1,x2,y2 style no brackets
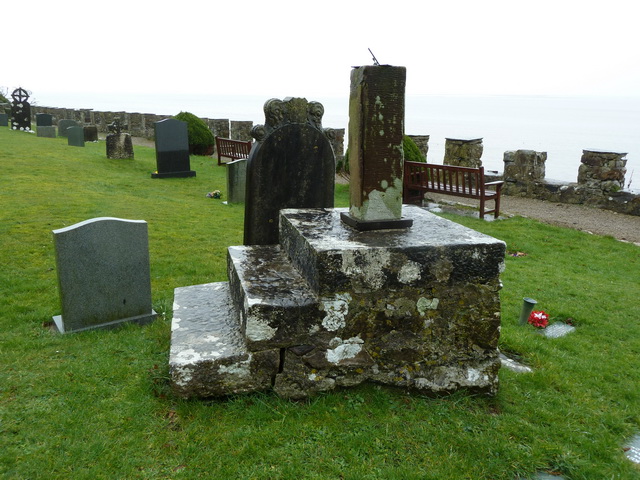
227,245,324,350
169,282,279,398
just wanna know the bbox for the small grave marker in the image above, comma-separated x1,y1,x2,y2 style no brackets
52,217,157,333
67,126,85,147
58,119,80,137
152,118,196,178
0,113,8,127
226,158,247,204
36,113,53,127
542,322,576,339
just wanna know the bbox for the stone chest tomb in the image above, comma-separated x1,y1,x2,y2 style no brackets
169,66,505,399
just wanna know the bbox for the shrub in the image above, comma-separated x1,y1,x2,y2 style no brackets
403,135,426,162
173,111,215,156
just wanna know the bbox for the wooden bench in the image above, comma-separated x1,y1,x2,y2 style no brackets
215,137,252,166
403,161,504,219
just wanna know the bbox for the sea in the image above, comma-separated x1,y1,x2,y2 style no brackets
33,91,640,193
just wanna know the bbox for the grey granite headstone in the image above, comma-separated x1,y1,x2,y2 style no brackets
67,126,85,147
226,158,247,204
244,97,335,245
0,113,8,127
58,119,80,137
152,118,195,178
36,113,53,127
37,126,57,138
52,217,157,333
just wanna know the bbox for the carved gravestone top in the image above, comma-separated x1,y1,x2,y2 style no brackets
243,97,335,245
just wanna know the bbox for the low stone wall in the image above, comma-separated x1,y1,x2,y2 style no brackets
500,149,640,216
29,105,345,158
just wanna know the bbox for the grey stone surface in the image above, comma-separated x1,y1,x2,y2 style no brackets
57,119,79,137
153,118,195,178
499,352,532,373
52,217,156,333
0,113,8,126
625,433,640,464
67,126,85,147
542,322,576,338
37,126,56,138
444,137,483,168
243,97,335,245
170,282,279,398
226,158,247,204
106,133,134,159
347,66,405,224
227,245,322,351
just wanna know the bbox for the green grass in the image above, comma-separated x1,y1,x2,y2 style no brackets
1,127,639,479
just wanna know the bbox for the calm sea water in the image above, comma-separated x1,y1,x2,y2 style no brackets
35,91,640,192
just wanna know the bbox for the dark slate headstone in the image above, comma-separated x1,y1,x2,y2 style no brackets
10,87,31,131
0,113,8,127
58,119,80,137
152,118,196,178
106,133,134,159
37,126,57,138
36,113,53,127
84,125,98,142
67,126,85,147
243,97,335,245
52,217,157,333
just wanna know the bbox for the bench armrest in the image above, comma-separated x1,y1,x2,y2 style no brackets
484,181,504,186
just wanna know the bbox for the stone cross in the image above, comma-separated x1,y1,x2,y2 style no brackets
10,87,31,131
340,66,412,231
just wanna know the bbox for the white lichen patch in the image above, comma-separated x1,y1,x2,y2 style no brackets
352,177,404,221
466,368,488,384
172,365,193,387
219,356,252,379
398,261,421,283
171,315,182,331
203,335,220,343
245,315,277,342
321,293,352,331
341,250,391,290
326,336,364,364
172,348,203,366
417,297,439,316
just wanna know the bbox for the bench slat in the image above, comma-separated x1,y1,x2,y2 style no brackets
216,137,253,166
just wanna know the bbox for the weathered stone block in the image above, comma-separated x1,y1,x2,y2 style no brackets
444,138,483,168
347,66,406,223
106,133,134,159
170,282,279,398
227,245,325,350
37,126,56,138
226,158,247,204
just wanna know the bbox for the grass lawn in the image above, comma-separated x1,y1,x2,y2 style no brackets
1,127,639,479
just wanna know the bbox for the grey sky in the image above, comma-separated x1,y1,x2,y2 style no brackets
5,0,639,99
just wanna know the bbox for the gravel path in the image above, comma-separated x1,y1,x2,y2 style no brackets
426,193,640,246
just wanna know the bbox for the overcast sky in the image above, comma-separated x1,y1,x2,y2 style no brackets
4,0,639,100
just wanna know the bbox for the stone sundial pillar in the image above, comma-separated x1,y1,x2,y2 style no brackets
341,65,413,230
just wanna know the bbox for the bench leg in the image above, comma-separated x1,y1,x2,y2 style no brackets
479,197,486,220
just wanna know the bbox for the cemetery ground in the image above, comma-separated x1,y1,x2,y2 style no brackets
1,127,639,479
